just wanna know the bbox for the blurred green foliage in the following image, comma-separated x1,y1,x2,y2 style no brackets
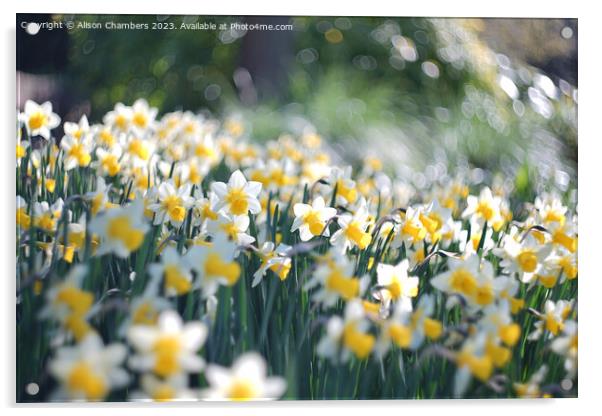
55,15,577,189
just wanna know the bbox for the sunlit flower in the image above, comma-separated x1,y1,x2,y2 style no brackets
462,187,502,227
16,195,31,231
89,199,149,257
19,100,61,139
330,198,373,252
130,373,198,402
291,196,337,241
550,319,577,379
375,259,419,309
317,299,375,362
513,365,548,398
185,233,241,297
211,170,262,216
202,352,286,401
95,145,123,177
528,299,574,340
130,98,158,135
148,246,194,297
148,181,194,227
207,212,255,246
61,135,94,170
252,242,292,287
49,333,128,401
32,198,64,233
305,254,367,308
431,254,501,308
63,115,91,141
128,310,207,378
494,234,552,283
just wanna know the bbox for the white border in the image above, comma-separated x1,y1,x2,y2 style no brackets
2,1,601,415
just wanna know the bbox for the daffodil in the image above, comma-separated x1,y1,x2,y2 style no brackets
493,233,552,283
148,181,194,227
375,259,419,309
16,195,31,231
291,196,337,241
317,299,375,362
304,254,367,308
63,115,91,141
130,373,198,402
89,199,149,258
148,246,194,297
130,98,158,136
185,233,241,297
549,319,577,379
528,299,574,340
128,310,207,378
61,135,94,170
95,145,122,177
207,212,255,246
48,333,128,401
39,265,96,341
211,170,262,217
32,198,64,233
202,352,286,401
19,100,61,139
103,102,133,133
252,242,292,287
330,198,373,252
462,187,502,227
513,365,548,398
431,254,501,308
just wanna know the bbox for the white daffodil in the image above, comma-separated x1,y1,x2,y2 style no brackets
118,272,170,336
39,265,94,336
130,373,199,402
375,293,443,357
61,134,94,170
148,246,194,297
121,133,156,166
550,319,577,379
63,115,91,141
130,98,158,136
291,196,337,241
329,166,358,206
493,234,552,283
185,233,241,297
453,333,493,398
48,333,128,401
375,259,419,310
95,144,122,177
392,206,427,248
513,365,548,398
317,299,375,362
462,187,502,227
89,199,149,258
528,299,574,340
191,190,219,228
211,170,262,217
207,212,255,246
202,352,286,401
148,181,194,227
459,218,495,255
32,198,64,233
19,100,61,139
252,242,292,287
103,102,133,133
330,198,373,253
16,195,31,231
304,254,367,308
431,254,501,309
128,310,207,378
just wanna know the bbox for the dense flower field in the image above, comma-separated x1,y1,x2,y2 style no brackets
16,99,577,401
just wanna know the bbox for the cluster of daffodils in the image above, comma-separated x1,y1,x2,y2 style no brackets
16,99,577,401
